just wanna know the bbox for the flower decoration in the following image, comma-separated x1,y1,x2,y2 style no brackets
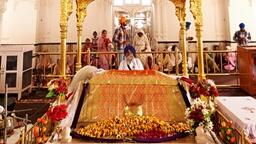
33,117,49,144
219,121,236,144
185,98,213,131
46,78,68,98
46,104,68,122
181,77,219,99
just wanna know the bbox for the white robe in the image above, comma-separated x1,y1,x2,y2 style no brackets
133,30,152,65
118,58,144,70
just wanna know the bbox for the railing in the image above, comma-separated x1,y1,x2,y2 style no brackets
33,49,239,88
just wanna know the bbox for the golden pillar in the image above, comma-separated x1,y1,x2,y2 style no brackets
190,0,205,80
171,0,188,77
75,0,94,72
60,0,73,77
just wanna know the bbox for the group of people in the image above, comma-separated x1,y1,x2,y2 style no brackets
82,17,252,72
82,16,154,71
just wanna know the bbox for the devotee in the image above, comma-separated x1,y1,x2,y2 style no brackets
53,59,60,75
91,31,99,66
133,29,152,67
82,38,92,66
97,29,111,70
118,45,144,70
233,23,251,46
186,21,195,73
156,46,172,73
144,56,161,71
203,47,220,72
169,45,183,73
224,46,236,71
186,22,193,41
67,46,75,75
91,31,98,50
113,16,129,61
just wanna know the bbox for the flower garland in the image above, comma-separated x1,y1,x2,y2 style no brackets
33,118,49,144
46,78,68,98
219,121,236,144
180,77,219,132
181,77,219,99
185,98,213,131
46,104,68,122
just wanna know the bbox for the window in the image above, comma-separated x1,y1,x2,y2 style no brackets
114,0,152,6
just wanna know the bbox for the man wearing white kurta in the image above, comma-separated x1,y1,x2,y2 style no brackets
118,45,144,70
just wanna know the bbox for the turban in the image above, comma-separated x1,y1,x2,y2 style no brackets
119,16,127,24
186,22,191,29
124,45,136,56
239,23,245,29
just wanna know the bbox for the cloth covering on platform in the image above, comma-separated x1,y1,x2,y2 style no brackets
77,70,187,126
215,97,256,139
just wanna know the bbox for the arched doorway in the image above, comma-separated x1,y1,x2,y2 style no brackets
112,0,153,43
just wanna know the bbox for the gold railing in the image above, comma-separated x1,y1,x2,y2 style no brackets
33,49,239,88
15,114,54,144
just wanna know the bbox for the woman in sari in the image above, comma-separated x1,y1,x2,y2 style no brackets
97,29,111,70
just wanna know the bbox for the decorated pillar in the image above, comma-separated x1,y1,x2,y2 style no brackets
60,0,73,77
75,0,94,72
190,0,205,80
170,0,188,77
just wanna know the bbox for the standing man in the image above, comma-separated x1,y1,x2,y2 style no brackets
185,21,194,72
233,23,251,46
113,16,129,62
91,31,99,67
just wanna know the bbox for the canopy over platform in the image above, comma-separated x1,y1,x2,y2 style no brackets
77,70,187,126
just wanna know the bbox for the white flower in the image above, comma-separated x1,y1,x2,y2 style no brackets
206,79,216,87
202,109,209,115
185,97,214,131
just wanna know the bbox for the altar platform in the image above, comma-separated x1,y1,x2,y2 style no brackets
215,96,256,142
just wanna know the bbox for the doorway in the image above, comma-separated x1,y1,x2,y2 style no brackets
112,0,153,43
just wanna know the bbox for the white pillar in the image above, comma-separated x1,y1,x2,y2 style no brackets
0,0,7,45
153,0,161,40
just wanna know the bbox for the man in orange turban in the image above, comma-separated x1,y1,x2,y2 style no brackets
113,16,130,61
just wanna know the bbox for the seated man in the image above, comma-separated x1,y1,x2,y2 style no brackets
118,45,144,70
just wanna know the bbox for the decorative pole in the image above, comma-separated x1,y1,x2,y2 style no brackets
75,0,94,72
171,0,188,77
60,0,73,77
190,0,205,80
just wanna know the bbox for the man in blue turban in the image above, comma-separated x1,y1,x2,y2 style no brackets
233,23,251,46
118,45,144,70
186,22,191,31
